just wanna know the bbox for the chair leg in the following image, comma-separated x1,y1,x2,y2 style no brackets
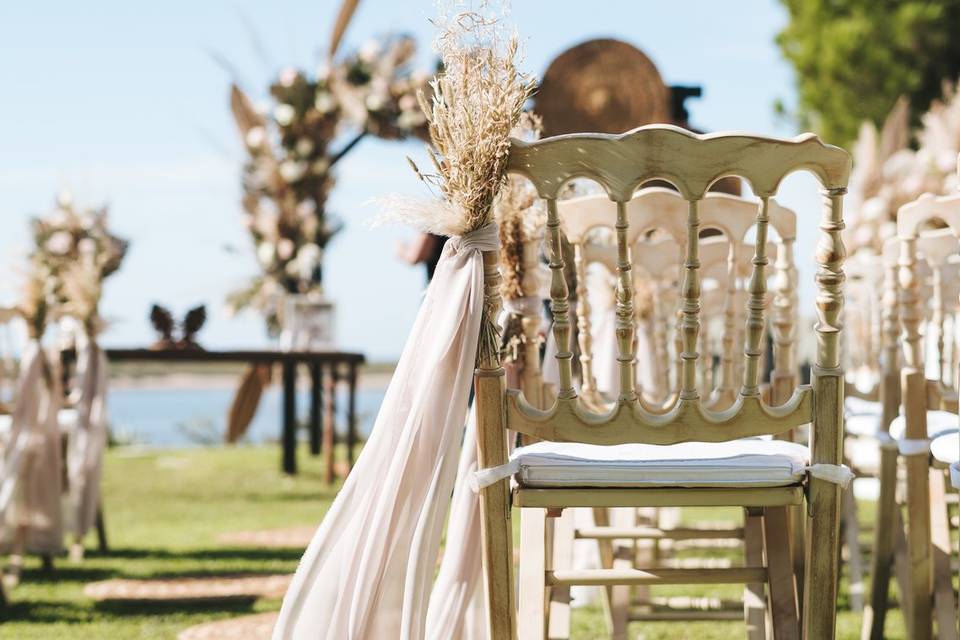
862,445,898,640
802,476,842,640
609,537,632,640
519,507,548,640
904,450,933,640
548,509,574,640
743,508,767,640
789,503,806,619
930,468,958,640
764,506,800,640
95,504,108,553
842,485,864,612
892,508,914,628
592,507,619,635
476,371,516,640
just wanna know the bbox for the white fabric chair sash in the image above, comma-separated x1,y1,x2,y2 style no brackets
273,223,498,640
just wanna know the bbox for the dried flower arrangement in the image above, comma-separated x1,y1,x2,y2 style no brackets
29,193,128,333
228,36,431,333
846,86,960,253
377,2,536,363
378,5,536,237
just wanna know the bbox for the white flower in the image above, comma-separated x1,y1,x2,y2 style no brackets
48,208,70,226
296,243,322,280
257,242,276,267
274,103,296,126
279,160,307,183
314,92,336,114
46,231,73,255
295,137,314,157
316,62,331,82
245,126,266,149
78,237,97,255
359,39,381,63
57,192,73,208
365,92,387,111
279,68,299,88
295,201,316,219
311,159,329,176
277,238,295,260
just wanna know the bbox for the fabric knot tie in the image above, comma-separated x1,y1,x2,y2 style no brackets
451,222,500,255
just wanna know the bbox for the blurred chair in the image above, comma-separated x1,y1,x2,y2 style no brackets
866,192,960,640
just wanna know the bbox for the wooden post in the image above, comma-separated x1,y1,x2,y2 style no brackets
281,360,297,475
802,187,845,640
309,361,322,456
899,232,933,640
323,364,338,485
346,362,358,471
475,248,516,640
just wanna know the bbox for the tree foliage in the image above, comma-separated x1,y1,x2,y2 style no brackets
776,0,960,146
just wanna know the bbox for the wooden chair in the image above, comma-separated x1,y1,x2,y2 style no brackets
474,125,850,640
874,193,960,640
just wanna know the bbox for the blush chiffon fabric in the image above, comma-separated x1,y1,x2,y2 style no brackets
272,224,498,640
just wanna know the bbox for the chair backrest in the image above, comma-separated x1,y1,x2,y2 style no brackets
558,187,797,413
484,124,848,448
844,249,884,396
897,196,960,421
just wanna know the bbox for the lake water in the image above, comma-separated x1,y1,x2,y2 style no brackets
108,386,386,447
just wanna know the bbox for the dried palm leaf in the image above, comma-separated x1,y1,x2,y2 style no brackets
230,84,266,137
328,0,361,60
226,364,272,444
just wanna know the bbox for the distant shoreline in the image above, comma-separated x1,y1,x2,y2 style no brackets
108,370,393,391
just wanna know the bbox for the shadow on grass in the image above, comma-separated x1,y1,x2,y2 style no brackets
87,547,303,562
92,597,258,616
21,565,119,583
0,600,92,624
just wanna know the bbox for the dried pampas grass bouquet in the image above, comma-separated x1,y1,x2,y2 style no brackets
378,1,536,236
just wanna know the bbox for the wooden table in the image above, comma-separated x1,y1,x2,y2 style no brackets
61,348,365,477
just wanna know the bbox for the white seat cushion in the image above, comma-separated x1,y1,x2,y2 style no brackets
509,439,810,489
889,410,958,440
931,432,959,466
845,397,881,417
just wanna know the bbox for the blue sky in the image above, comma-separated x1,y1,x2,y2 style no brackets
0,1,824,361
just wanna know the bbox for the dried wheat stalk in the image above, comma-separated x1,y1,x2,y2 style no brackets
377,2,536,236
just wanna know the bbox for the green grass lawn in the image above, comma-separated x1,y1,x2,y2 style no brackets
0,445,907,639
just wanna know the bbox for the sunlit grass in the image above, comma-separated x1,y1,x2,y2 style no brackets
1,445,908,639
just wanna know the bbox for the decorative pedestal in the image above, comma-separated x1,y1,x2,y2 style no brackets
279,294,335,351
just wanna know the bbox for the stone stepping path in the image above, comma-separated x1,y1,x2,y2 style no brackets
84,574,291,604
178,611,279,639
217,526,315,549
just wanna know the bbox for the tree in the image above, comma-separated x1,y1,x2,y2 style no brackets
776,0,960,146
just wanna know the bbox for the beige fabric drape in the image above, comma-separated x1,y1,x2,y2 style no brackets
273,224,498,640
0,341,64,554
66,334,108,538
